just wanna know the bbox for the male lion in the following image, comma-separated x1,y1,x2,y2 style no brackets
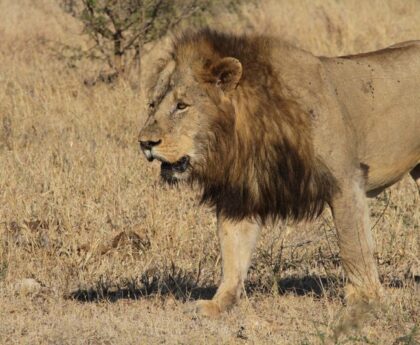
138,29,420,317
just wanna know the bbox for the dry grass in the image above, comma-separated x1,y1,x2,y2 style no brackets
0,0,419,344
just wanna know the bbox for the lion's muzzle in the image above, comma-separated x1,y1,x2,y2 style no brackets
139,139,161,162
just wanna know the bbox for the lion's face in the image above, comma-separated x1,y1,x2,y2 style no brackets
138,56,242,183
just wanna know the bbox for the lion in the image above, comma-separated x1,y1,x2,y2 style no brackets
138,29,420,317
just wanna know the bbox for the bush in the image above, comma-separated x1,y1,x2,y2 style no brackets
61,1,202,78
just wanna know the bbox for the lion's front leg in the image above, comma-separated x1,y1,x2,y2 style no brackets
193,216,260,317
331,178,383,304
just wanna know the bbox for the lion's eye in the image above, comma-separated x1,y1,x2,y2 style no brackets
176,102,188,110
148,102,155,109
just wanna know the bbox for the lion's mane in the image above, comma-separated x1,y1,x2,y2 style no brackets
172,30,338,223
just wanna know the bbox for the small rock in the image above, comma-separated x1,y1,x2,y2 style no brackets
15,278,42,296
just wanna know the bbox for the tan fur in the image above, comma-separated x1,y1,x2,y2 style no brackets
139,30,420,316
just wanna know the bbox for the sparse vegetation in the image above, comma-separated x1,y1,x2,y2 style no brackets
71,0,206,76
0,0,419,344
61,0,247,81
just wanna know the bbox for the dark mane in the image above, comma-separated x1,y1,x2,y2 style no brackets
173,29,273,88
174,29,338,223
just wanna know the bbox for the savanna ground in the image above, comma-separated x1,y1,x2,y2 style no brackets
0,1,419,344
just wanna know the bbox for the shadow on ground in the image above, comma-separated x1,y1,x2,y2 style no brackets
69,284,217,303
68,269,216,302
276,275,343,296
68,273,348,303
68,272,417,303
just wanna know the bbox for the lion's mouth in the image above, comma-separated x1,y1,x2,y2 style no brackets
160,156,190,182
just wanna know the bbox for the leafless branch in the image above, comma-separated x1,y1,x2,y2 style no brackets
65,0,229,78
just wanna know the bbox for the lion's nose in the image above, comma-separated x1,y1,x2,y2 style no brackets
139,139,161,151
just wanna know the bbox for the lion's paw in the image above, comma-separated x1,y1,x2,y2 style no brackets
344,283,384,307
332,284,385,340
187,300,222,318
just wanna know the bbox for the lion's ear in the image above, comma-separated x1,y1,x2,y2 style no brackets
211,57,242,91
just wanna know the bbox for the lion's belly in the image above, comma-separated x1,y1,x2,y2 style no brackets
357,98,420,191
351,83,420,192
360,107,420,192
363,153,420,193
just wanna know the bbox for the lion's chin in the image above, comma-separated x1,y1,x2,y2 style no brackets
160,156,191,184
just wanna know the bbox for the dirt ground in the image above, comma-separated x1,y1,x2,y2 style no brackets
0,1,419,344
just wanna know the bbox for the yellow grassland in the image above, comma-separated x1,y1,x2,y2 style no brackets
0,1,418,344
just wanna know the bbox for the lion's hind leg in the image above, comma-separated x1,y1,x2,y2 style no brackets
409,164,420,194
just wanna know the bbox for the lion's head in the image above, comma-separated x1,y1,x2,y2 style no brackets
139,29,336,222
139,33,243,183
